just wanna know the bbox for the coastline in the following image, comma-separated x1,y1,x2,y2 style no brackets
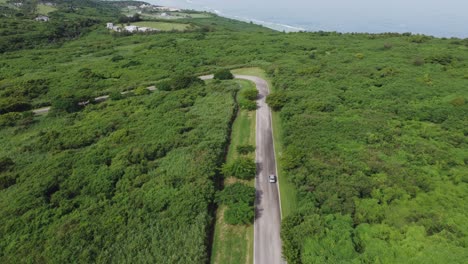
145,0,304,32
144,0,467,37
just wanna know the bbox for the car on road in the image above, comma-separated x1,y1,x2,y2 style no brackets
269,174,277,183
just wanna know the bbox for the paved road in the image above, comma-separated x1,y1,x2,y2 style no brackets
245,75,284,264
201,74,284,264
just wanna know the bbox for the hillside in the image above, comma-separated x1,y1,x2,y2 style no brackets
1,0,467,263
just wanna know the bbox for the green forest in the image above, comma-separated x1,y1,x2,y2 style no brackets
1,0,467,263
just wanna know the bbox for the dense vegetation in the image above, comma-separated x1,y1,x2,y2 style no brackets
216,183,256,225
1,0,467,263
214,69,234,80
0,79,240,262
0,0,119,53
271,34,468,263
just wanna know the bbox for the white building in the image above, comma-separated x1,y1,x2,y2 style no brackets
124,25,139,33
106,23,158,33
138,27,157,32
157,6,181,12
106,23,122,32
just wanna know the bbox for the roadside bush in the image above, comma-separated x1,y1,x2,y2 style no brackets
214,69,234,80
241,88,258,100
237,144,255,155
222,157,256,180
52,95,83,113
239,99,257,110
172,76,204,90
224,202,255,225
134,87,150,96
266,92,289,111
0,100,32,114
216,183,255,206
109,91,124,100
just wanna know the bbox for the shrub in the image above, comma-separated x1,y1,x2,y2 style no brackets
0,112,23,127
216,183,255,206
52,95,83,113
413,57,425,66
0,157,14,172
213,69,234,80
0,173,16,190
241,88,258,100
0,100,32,114
450,97,465,106
134,87,150,96
266,91,289,111
410,35,431,43
237,144,255,155
383,43,393,50
425,54,453,65
157,80,172,91
222,157,256,180
109,91,124,100
239,99,257,110
172,76,204,90
224,202,254,225
111,55,124,62
355,53,365,59
121,60,141,68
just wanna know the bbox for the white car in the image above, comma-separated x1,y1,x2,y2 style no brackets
269,174,277,183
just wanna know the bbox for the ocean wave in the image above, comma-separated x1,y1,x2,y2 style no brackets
199,6,304,32
229,15,305,32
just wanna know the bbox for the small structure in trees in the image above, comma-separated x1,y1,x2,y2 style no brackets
35,16,50,22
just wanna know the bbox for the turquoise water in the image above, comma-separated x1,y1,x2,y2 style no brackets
147,0,467,37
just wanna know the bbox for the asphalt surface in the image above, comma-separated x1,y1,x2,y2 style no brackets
243,75,284,264
201,74,284,264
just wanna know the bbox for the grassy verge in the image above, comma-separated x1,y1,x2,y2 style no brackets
211,80,256,264
270,112,297,217
232,67,297,217
37,4,57,15
132,21,191,31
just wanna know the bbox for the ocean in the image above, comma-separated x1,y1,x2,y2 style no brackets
146,0,468,38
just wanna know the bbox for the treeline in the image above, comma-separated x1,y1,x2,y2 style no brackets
0,0,119,53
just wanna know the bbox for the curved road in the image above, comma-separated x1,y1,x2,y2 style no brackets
32,74,284,263
202,74,284,264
